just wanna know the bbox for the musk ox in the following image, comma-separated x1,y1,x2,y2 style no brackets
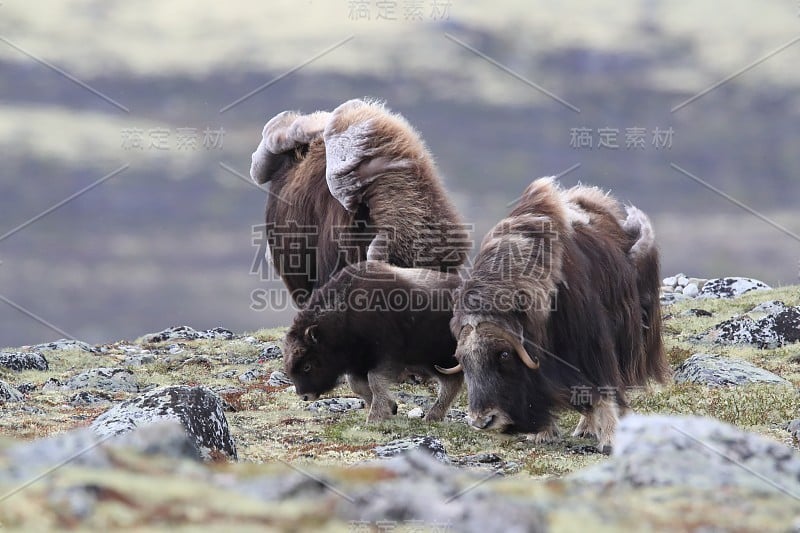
437,177,668,451
250,99,470,305
283,260,463,422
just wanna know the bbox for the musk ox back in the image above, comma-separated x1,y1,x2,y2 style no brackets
250,99,470,305
283,260,463,422
440,177,668,451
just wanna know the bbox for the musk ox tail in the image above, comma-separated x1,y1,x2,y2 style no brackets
622,206,669,384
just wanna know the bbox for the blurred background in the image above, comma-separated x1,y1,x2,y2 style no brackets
0,0,798,346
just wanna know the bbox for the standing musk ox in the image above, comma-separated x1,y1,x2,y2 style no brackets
283,260,463,422
437,177,668,451
250,99,470,304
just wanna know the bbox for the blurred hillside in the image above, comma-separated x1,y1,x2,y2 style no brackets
0,0,798,345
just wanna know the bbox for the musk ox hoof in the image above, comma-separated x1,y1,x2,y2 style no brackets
423,410,445,422
599,445,613,455
366,400,398,423
527,425,561,444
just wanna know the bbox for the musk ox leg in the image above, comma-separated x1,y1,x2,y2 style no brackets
572,414,595,439
366,371,398,423
527,422,561,444
346,373,373,410
589,397,619,454
425,373,463,422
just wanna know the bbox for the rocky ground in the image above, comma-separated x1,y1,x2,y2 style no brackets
0,277,799,531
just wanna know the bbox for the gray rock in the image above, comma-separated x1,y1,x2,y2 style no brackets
750,300,789,316
687,277,708,289
144,326,234,343
700,306,800,349
260,343,283,360
679,308,713,318
660,285,674,294
660,292,692,305
674,353,789,387
91,385,237,461
407,407,424,418
663,275,679,287
374,436,449,462
682,283,699,297
69,390,114,407
62,367,139,393
30,339,96,353
0,380,23,402
16,382,36,394
3,420,202,481
788,419,800,442
238,368,267,383
267,370,293,387
339,452,544,533
573,414,800,496
0,351,48,371
698,277,772,299
214,369,239,379
306,397,365,413
677,275,689,287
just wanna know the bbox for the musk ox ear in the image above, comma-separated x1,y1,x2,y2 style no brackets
250,110,331,185
304,325,319,344
323,99,413,211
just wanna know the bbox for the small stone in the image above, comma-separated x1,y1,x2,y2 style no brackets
682,283,699,297
239,368,267,383
69,391,114,407
660,286,674,294
407,407,424,419
374,436,448,462
0,380,23,402
663,276,677,287
260,343,283,360
267,370,293,387
0,351,48,372
673,286,683,294
306,397,365,413
687,278,707,289
144,326,234,343
680,308,713,318
677,275,689,287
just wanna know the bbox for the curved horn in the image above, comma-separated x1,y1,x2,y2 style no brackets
435,363,463,375
497,329,539,370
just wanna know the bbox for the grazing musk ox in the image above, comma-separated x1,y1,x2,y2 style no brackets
250,99,469,304
283,260,463,422
437,177,668,450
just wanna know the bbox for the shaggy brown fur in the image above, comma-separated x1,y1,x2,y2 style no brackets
283,261,463,422
446,177,667,451
250,100,469,305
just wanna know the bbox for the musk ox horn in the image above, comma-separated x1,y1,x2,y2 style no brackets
304,325,319,344
435,363,463,375
497,328,539,370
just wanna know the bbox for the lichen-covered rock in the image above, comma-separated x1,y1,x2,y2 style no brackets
374,436,449,462
267,370,293,387
0,351,48,371
90,385,237,461
674,353,790,387
30,339,96,353
69,390,114,407
698,277,772,299
260,343,283,360
306,397,365,413
238,368,267,383
0,380,23,402
62,367,139,393
700,305,800,348
144,326,234,343
573,414,800,494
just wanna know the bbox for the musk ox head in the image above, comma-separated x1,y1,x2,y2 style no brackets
283,310,345,402
438,318,557,433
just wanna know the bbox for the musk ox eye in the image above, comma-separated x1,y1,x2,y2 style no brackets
499,350,511,360
302,362,313,373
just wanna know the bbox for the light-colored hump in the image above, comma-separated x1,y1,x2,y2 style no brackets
323,98,432,211
516,177,572,239
563,183,626,220
250,109,331,184
622,205,656,260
